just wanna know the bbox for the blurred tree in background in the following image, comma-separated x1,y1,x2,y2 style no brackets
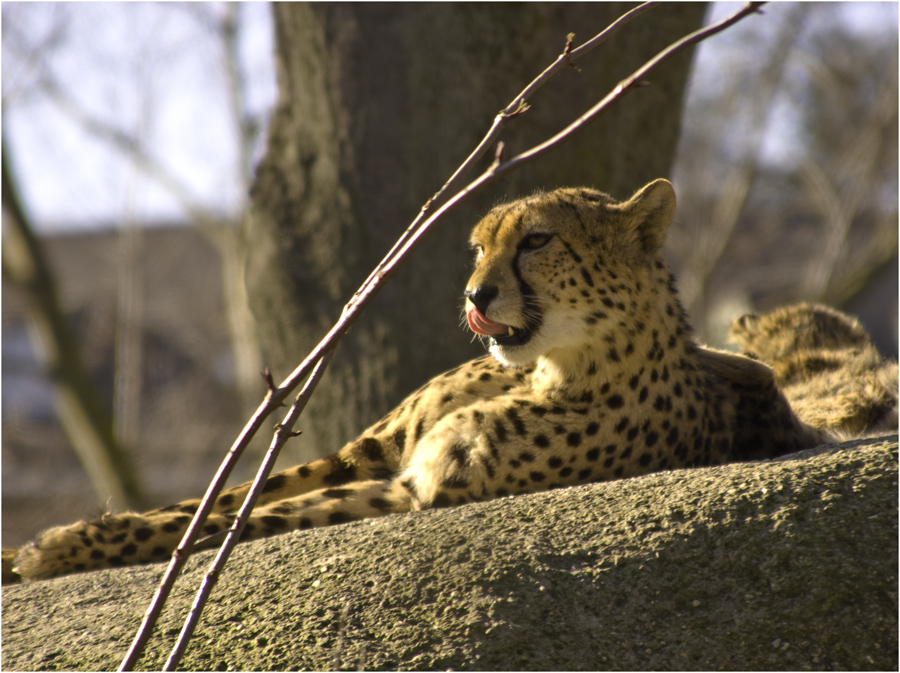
669,3,898,348
1,3,896,548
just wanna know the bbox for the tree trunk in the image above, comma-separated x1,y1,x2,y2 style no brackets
244,3,708,462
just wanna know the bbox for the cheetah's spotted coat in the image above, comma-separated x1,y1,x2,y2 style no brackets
10,180,828,582
729,303,898,437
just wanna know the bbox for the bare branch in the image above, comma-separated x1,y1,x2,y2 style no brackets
119,3,766,669
1,146,147,511
39,75,225,234
161,349,334,671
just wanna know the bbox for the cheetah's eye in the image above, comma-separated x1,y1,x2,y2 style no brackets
520,233,552,250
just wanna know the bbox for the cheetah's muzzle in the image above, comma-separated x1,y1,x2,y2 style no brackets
466,306,534,347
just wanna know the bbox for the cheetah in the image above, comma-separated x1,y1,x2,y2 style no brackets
10,179,829,583
729,303,899,437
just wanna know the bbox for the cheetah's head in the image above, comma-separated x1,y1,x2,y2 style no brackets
728,303,871,361
465,179,677,367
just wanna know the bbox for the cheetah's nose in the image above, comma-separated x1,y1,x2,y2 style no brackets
464,285,498,314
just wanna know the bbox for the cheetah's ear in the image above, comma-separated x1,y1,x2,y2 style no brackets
620,179,676,254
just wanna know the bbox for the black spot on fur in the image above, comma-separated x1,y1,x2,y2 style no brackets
328,511,355,525
134,526,154,542
534,434,550,449
369,497,392,511
606,394,624,409
530,471,546,482
449,443,469,466
586,422,600,436
359,437,385,461
443,476,470,490
323,456,357,485
505,408,527,435
567,432,582,447
297,465,312,478
414,418,426,442
432,493,453,508
666,427,680,447
298,518,313,530
639,452,653,467
323,488,353,499
271,503,295,515
263,474,287,494
548,457,563,469
586,447,600,461
392,428,406,458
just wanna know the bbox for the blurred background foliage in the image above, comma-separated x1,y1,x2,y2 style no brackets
1,2,896,547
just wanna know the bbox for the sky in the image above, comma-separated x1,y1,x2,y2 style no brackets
1,2,897,232
2,2,276,230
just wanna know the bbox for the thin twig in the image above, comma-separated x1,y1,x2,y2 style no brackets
119,3,766,669
348,1,658,309
162,349,335,671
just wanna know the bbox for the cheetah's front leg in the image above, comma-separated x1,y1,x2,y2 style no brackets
14,479,414,581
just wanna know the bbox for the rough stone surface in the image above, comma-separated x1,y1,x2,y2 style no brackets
2,435,896,671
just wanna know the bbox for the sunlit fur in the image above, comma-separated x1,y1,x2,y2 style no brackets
730,303,898,437
9,180,830,583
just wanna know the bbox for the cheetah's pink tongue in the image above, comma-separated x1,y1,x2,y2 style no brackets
467,307,509,337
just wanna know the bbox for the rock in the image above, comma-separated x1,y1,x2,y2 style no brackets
2,435,896,671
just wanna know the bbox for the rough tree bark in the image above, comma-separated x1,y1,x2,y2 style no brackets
244,3,708,461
